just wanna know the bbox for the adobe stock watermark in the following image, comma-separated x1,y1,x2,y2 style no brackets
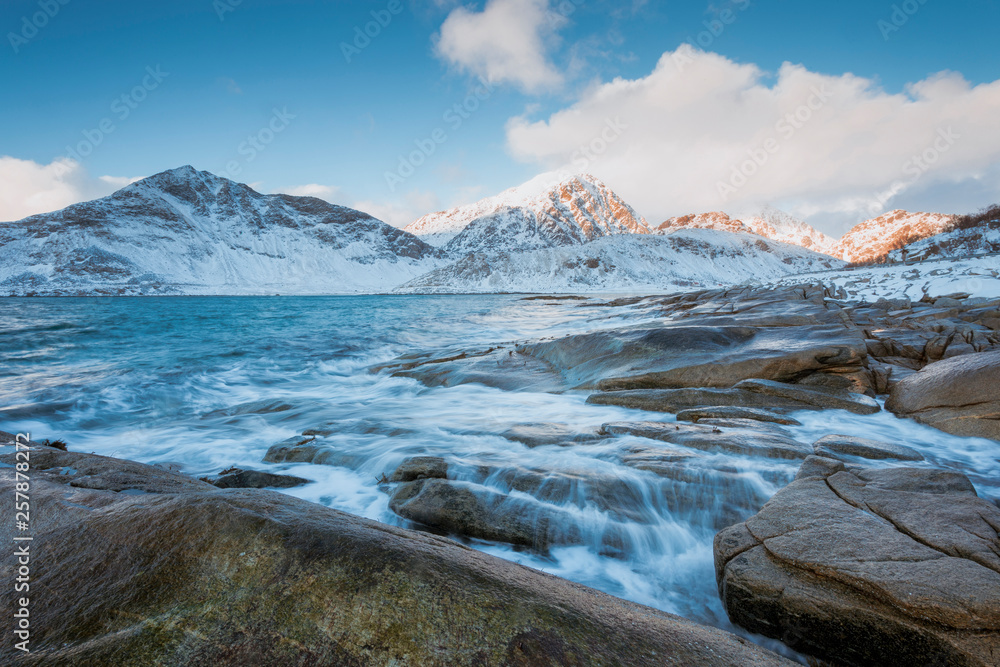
214,0,242,22
717,83,834,202
53,66,170,170
878,0,930,41
673,0,752,72
868,126,959,214
544,0,585,28
8,0,71,54
11,433,32,653
340,0,404,63
570,117,628,173
220,107,297,179
384,77,494,192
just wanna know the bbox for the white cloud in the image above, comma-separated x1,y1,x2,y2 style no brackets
276,184,341,200
505,48,1000,231
0,157,140,223
353,190,442,228
436,0,566,93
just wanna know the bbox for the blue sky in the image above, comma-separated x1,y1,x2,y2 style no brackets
2,0,999,235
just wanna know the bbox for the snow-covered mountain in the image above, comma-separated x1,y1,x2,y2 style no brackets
655,211,749,235
738,205,837,255
0,166,445,296
654,206,836,256
885,216,1000,263
404,173,651,250
396,229,845,294
830,210,956,263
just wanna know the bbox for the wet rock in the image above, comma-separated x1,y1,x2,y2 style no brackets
734,379,881,415
676,407,801,426
372,345,565,392
500,422,603,448
390,456,448,482
886,350,1000,440
208,468,311,489
541,323,869,392
587,387,822,413
0,447,214,495
715,461,1000,667
388,478,582,551
0,449,791,666
589,381,880,416
201,399,294,419
466,462,668,525
602,421,811,460
813,434,924,462
378,284,879,395
261,435,322,463
262,436,365,468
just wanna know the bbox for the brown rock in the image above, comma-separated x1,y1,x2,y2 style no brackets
0,447,792,666
886,350,1000,439
715,461,1000,666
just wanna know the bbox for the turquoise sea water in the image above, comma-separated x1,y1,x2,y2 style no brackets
2,295,998,660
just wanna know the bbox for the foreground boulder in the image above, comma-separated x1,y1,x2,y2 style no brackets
0,444,792,666
886,350,1000,440
715,457,1000,666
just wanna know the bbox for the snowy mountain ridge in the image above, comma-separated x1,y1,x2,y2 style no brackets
398,229,845,294
404,173,651,251
0,166,446,295
652,207,837,256
830,209,956,263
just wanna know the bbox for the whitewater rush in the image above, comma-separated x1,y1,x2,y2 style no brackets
12,432,31,653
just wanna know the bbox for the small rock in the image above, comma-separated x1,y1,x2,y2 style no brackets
390,456,448,482
500,423,602,448
210,469,311,489
813,434,924,461
676,406,801,426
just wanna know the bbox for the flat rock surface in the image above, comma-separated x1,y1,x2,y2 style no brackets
0,443,792,666
601,421,811,460
715,460,1000,666
887,350,1000,440
676,407,802,425
813,434,924,461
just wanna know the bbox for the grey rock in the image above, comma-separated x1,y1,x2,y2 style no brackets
0,449,792,666
388,478,585,551
500,422,603,448
715,461,1000,666
676,407,802,426
813,434,924,462
734,379,881,415
601,421,811,460
390,456,448,482
887,350,1000,439
209,469,311,489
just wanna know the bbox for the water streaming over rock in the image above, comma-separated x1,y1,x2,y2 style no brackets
2,295,998,661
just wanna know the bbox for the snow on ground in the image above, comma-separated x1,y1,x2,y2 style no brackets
767,253,1000,301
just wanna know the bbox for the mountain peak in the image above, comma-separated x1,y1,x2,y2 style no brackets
405,172,649,250
831,209,956,262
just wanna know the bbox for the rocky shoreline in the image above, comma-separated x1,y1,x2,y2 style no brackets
0,434,789,666
3,283,999,665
